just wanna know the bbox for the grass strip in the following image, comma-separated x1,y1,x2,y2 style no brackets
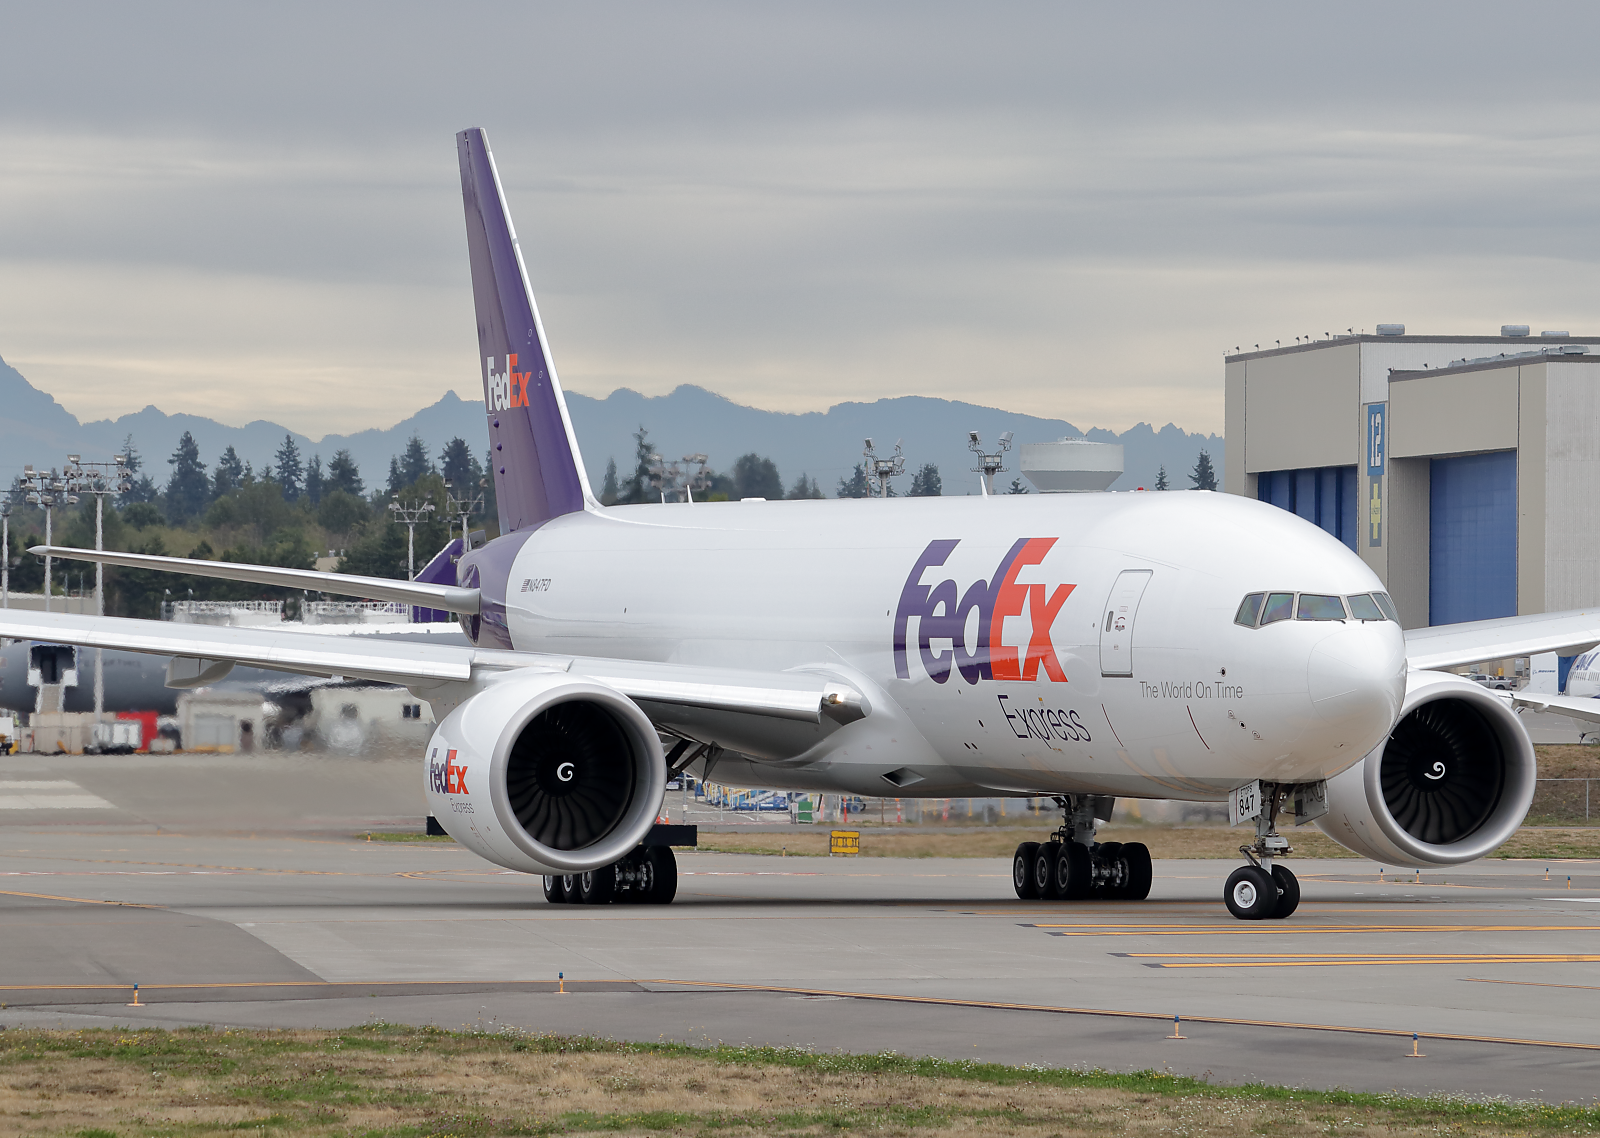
2,1024,1599,1136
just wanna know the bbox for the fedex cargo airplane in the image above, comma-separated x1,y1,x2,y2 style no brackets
8,128,1600,920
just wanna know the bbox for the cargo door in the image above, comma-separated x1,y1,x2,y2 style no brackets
1099,569,1153,677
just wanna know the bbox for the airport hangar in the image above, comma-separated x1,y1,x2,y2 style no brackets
1224,327,1600,678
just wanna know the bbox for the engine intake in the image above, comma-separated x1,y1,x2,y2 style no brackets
423,672,665,875
1317,671,1535,867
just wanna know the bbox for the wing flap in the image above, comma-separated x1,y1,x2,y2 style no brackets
1512,691,1600,725
1405,609,1600,672
29,545,481,615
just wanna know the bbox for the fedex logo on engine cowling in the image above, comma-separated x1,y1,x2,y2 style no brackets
428,747,469,795
894,538,1075,685
484,353,540,412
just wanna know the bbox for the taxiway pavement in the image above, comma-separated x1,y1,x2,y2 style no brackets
3,753,1599,1102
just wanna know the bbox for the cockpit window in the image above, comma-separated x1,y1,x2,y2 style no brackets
1297,594,1347,620
1372,592,1400,623
1260,592,1295,625
1346,593,1384,621
1234,593,1266,627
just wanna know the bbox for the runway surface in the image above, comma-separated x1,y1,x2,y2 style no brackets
3,753,1599,1102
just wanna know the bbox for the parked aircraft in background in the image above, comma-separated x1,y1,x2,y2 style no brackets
7,128,1600,919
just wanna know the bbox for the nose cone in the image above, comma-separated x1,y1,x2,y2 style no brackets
1307,623,1408,752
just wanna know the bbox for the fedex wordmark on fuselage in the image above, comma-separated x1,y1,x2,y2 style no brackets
895,537,1076,685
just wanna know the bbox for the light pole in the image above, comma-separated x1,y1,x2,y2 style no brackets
862,438,905,498
1,493,12,609
443,479,486,551
388,496,436,581
21,466,77,613
65,453,132,726
968,430,1013,496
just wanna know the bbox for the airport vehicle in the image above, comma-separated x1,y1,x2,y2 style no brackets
7,128,1600,919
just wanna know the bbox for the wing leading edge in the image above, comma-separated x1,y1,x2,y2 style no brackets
0,611,862,725
1404,608,1600,673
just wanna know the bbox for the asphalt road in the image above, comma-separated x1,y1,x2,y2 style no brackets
3,752,1599,1103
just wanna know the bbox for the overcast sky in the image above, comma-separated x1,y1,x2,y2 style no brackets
3,2,1599,440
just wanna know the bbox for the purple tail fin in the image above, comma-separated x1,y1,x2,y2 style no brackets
457,127,593,532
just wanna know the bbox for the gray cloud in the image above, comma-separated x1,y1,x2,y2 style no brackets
2,1,1599,440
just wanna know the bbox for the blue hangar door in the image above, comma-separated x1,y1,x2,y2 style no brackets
1429,450,1516,625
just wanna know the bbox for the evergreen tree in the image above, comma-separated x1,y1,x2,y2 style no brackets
163,431,209,523
619,426,653,504
1006,476,1029,494
1189,449,1217,491
836,464,870,498
118,434,159,505
212,445,245,500
1155,465,1169,491
396,434,434,490
908,463,943,497
326,449,363,496
786,472,823,500
438,437,480,492
386,455,404,496
304,454,324,506
732,453,783,500
600,457,619,506
273,434,304,501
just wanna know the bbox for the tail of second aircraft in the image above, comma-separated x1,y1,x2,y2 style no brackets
457,127,594,532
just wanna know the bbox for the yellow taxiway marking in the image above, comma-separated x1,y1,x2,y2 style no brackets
1464,978,1600,993
1119,952,1600,968
645,978,1600,1052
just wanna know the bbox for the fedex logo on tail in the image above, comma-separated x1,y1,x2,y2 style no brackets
484,353,538,411
894,538,1075,685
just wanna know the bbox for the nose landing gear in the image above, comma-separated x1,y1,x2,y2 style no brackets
1011,795,1152,902
1226,782,1300,920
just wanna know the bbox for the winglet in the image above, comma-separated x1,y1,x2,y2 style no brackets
457,127,595,532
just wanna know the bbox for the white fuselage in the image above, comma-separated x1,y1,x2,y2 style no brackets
494,491,1408,802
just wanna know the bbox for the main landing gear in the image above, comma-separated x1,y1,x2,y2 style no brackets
1225,783,1299,920
543,845,678,905
1011,795,1152,902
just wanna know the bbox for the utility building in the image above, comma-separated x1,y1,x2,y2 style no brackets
1224,327,1600,630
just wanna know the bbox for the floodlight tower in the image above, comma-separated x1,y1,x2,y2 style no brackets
862,438,905,498
443,479,487,552
21,465,78,612
968,430,1013,496
388,496,436,581
682,454,709,503
1,492,13,609
65,452,133,725
648,453,685,503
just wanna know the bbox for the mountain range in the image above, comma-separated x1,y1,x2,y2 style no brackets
0,353,1222,497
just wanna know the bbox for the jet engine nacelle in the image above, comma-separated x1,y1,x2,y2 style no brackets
422,671,666,874
1316,670,1535,868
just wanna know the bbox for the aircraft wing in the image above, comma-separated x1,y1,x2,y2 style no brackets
1404,608,1600,672
1509,691,1600,725
0,611,862,725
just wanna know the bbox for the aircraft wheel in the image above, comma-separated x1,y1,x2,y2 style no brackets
1013,842,1040,899
1096,842,1124,899
542,874,570,904
1224,865,1276,920
1056,842,1092,900
1268,865,1300,919
578,864,617,905
1122,842,1153,901
645,846,678,904
1033,843,1061,899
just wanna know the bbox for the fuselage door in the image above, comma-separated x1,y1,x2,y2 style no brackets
1099,569,1153,677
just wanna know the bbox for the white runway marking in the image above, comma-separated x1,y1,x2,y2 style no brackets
0,780,115,810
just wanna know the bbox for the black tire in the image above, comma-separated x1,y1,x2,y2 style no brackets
542,874,569,904
1269,865,1300,919
645,846,678,904
1013,842,1040,899
1224,865,1276,920
1096,842,1124,899
561,874,579,903
579,864,617,905
1058,842,1092,899
1033,843,1060,899
1122,842,1153,901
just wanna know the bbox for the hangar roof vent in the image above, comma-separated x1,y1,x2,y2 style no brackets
1541,330,1570,338
1502,325,1530,337
1375,323,1405,335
